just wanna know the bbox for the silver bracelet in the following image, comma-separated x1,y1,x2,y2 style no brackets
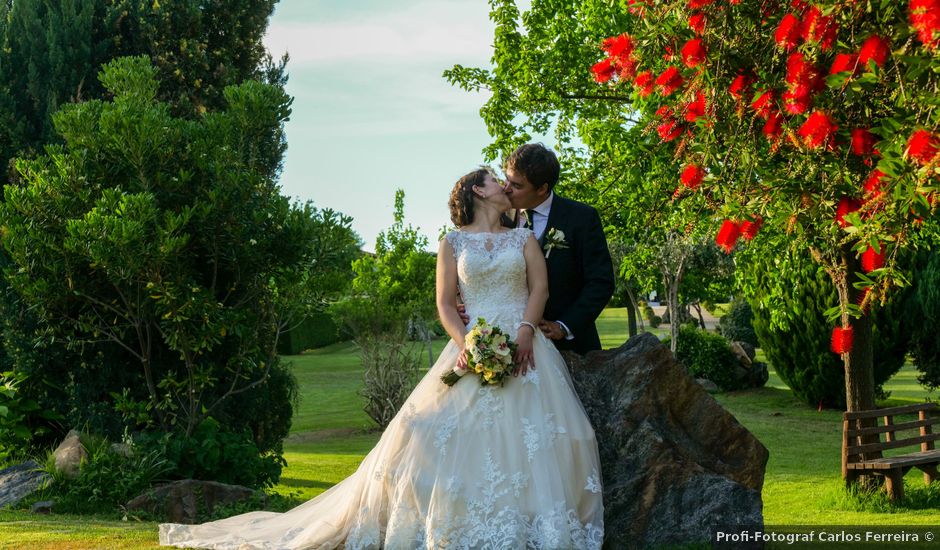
518,321,537,333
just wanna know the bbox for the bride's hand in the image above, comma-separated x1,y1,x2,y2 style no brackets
456,349,468,372
513,326,535,376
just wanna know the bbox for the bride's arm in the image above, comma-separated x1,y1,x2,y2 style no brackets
515,234,548,374
436,237,467,345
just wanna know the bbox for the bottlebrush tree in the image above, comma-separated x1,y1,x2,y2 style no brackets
589,0,939,412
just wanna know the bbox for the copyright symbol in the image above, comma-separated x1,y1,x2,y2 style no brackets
926,532,935,542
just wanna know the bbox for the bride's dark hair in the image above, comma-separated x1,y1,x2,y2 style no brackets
448,167,514,228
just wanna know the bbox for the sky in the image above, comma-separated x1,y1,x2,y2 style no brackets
263,0,520,251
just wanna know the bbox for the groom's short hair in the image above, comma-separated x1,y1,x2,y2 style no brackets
505,143,560,192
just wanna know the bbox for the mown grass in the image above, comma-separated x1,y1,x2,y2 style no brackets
1,307,937,548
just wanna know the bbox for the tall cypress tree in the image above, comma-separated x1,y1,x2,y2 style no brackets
0,0,284,176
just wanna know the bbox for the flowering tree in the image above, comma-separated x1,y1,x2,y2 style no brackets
588,0,939,412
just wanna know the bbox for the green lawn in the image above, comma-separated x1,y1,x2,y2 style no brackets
1,307,937,547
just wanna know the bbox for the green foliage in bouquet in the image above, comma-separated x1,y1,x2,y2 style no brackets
442,319,518,387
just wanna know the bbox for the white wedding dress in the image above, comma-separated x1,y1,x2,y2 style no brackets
160,228,604,549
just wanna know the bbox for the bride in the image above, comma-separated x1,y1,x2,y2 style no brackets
159,167,604,549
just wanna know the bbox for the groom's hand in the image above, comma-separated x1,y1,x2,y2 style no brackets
539,320,566,340
456,304,470,325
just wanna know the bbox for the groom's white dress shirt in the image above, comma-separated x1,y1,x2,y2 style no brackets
517,192,574,341
524,192,553,240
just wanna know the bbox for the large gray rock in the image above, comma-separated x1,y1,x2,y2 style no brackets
564,332,768,550
0,461,50,509
53,429,87,479
126,479,262,523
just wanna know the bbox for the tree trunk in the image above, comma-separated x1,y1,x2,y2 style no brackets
668,273,681,354
833,246,879,489
834,249,876,413
625,281,639,338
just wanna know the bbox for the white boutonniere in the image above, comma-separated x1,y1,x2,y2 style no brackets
543,227,569,258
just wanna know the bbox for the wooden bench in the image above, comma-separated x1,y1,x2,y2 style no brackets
842,402,940,500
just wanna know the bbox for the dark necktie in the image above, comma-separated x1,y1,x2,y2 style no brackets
525,209,535,230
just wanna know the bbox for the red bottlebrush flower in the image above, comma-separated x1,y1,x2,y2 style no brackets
906,129,939,165
689,12,706,34
831,326,854,354
775,14,803,50
851,128,878,156
830,53,858,75
762,111,784,139
797,111,838,149
785,52,816,86
634,70,655,97
657,119,684,141
680,164,705,189
617,57,639,81
791,0,810,13
681,38,707,68
655,66,685,96
655,105,673,118
739,216,763,240
858,35,891,69
835,197,862,227
592,58,616,83
729,73,752,100
715,220,741,253
684,92,707,122
864,169,887,198
910,0,940,49
687,0,715,8
602,34,635,60
801,6,839,50
783,87,812,114
751,90,775,119
862,245,885,272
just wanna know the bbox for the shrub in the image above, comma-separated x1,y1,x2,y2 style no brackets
744,248,909,408
908,250,940,389
666,325,742,391
135,418,285,490
35,435,170,515
718,299,758,347
277,311,341,355
357,334,420,429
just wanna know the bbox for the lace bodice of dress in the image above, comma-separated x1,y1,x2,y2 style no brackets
445,228,531,333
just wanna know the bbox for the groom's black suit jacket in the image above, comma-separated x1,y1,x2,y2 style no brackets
527,195,615,355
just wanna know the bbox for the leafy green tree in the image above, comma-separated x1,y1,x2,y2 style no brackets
0,57,310,447
335,190,437,350
333,190,436,428
0,0,287,455
580,0,940,414
446,2,723,353
681,241,736,328
450,0,940,412
0,0,284,175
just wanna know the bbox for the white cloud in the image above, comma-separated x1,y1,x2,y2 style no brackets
264,1,494,67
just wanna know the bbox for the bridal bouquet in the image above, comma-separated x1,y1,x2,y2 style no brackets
441,318,516,387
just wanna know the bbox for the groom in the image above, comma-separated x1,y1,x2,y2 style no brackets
503,143,615,354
